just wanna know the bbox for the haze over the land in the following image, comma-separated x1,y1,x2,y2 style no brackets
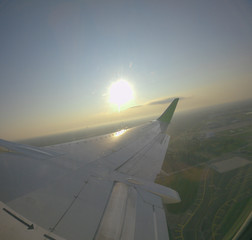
0,0,251,140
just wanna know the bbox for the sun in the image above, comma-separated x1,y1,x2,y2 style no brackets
109,80,133,112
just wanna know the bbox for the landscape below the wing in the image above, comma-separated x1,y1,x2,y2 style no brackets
157,99,252,240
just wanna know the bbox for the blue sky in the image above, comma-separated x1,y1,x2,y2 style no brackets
0,0,251,140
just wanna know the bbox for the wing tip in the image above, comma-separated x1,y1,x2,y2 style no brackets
157,98,179,123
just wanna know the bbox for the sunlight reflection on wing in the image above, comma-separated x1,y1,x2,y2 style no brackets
113,129,127,137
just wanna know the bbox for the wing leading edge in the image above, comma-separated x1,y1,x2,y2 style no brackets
0,98,180,240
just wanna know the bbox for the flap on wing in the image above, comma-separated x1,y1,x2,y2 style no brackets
127,178,180,204
112,171,181,204
94,181,179,240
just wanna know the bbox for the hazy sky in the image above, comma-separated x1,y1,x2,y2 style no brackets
0,0,251,140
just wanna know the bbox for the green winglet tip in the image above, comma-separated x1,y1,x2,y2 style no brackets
157,98,179,123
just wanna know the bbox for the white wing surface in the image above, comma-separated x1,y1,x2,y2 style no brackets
0,98,180,240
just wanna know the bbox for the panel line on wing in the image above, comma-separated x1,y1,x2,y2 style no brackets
152,205,159,240
43,233,57,240
114,132,162,172
115,132,168,180
92,181,117,239
49,179,89,232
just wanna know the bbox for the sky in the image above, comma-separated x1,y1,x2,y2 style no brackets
0,0,251,140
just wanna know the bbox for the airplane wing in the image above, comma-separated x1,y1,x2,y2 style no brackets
0,98,180,240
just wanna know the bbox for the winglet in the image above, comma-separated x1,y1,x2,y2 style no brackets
157,98,179,123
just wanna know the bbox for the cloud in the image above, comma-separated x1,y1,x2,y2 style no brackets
127,96,184,111
147,96,184,105
129,105,142,109
147,97,174,105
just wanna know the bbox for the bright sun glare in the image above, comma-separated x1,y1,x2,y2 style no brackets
109,80,133,112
